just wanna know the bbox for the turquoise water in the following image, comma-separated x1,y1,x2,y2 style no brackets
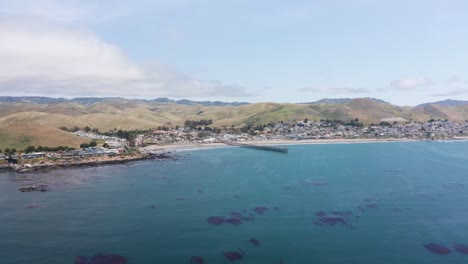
1,141,468,263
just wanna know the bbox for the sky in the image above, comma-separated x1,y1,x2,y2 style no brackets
0,0,467,106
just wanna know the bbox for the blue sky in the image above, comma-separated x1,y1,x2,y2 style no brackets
0,0,467,105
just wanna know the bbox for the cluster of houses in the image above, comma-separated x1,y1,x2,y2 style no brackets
359,120,468,139
0,147,127,163
263,119,468,140
2,119,466,164
135,119,468,145
0,130,132,163
73,131,127,148
136,129,200,145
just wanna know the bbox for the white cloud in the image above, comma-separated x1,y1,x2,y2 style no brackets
0,21,143,80
444,76,462,84
0,21,250,99
300,86,370,94
390,77,432,90
430,88,468,97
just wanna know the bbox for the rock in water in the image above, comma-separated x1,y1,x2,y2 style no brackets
249,238,260,246
424,243,451,255
18,184,49,192
453,244,468,254
189,256,204,264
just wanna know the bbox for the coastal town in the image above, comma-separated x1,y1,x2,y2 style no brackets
138,119,468,144
1,118,468,172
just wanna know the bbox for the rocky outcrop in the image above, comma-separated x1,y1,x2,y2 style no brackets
18,184,49,192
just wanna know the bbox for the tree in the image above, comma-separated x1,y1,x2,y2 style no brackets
380,121,391,127
84,126,91,132
59,126,69,131
127,134,136,147
11,148,16,153
103,143,110,148
89,140,97,147
80,143,89,149
4,148,10,155
24,146,36,153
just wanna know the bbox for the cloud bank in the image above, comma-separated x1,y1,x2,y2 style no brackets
0,21,250,99
430,88,468,97
390,78,432,90
300,86,370,94
444,76,462,84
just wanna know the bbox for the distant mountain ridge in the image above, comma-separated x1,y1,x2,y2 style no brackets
3,96,465,107
0,96,250,107
303,97,387,105
167,99,249,107
417,99,468,107
0,96,69,104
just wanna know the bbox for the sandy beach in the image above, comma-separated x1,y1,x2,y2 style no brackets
6,137,466,173
140,138,421,153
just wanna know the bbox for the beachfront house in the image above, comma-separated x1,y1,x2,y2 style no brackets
60,150,81,159
105,140,124,148
21,152,46,159
104,148,126,155
203,138,217,143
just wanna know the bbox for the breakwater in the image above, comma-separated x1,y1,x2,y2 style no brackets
224,142,288,153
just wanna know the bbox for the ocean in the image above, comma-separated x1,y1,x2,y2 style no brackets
1,141,468,263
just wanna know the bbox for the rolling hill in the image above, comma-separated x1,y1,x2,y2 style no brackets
1,96,467,150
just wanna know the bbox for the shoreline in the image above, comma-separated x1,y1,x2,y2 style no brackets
141,136,468,153
0,153,174,174
140,137,429,152
3,137,467,173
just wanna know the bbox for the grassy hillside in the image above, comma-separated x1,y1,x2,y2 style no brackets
412,104,467,122
1,98,468,150
0,122,88,151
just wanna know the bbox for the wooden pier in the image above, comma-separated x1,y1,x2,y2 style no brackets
224,142,288,153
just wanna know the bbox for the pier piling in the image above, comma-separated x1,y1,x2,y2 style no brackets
224,142,288,153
